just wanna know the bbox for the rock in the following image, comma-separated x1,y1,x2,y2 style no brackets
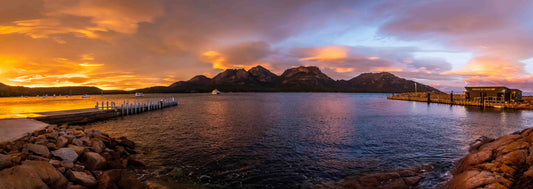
446,170,512,188
127,156,146,168
479,134,520,152
24,143,50,157
495,149,527,168
117,170,144,189
68,144,87,155
119,137,135,149
108,159,126,169
73,164,85,172
454,149,493,174
0,160,69,189
7,153,26,164
57,136,69,148
49,159,62,167
84,152,106,171
69,185,88,189
74,130,86,137
47,142,57,150
0,154,13,170
97,169,144,189
61,160,74,169
93,170,103,178
97,169,122,189
318,165,432,189
403,175,423,186
73,138,84,146
91,138,105,153
34,135,48,145
52,148,79,161
469,136,494,152
29,155,49,161
68,170,97,186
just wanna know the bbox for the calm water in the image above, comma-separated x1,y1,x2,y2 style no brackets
3,93,533,188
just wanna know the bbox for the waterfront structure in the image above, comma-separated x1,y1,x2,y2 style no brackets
464,87,522,102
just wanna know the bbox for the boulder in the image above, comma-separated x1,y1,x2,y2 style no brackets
72,138,84,146
24,143,50,157
454,149,493,174
57,136,69,148
0,160,69,189
61,160,74,169
52,148,79,161
49,159,62,167
84,152,106,171
47,143,57,150
91,138,105,153
68,144,87,155
118,137,135,149
68,170,97,187
0,154,13,170
97,169,144,189
446,170,511,189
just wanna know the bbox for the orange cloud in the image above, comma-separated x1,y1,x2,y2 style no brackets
442,56,526,77
299,46,349,62
201,51,229,70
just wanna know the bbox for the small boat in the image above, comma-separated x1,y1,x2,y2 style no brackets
135,92,144,97
82,94,90,98
493,105,504,109
53,94,56,98
211,89,221,95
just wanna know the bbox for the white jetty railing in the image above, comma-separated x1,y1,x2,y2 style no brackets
94,97,178,116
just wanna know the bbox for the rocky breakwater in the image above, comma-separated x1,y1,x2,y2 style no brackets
447,128,533,189
0,124,149,189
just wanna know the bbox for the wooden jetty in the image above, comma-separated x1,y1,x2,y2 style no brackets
387,92,529,110
34,97,178,125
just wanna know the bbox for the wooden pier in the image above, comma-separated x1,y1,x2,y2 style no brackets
387,93,529,110
35,98,178,125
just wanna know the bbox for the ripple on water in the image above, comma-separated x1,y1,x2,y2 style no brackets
84,93,533,188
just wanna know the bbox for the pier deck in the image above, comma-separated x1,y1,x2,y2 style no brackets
0,118,49,142
387,93,529,109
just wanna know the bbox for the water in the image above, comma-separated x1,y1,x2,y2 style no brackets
3,93,533,188
0,94,173,119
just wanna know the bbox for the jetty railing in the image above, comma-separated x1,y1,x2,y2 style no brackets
387,95,523,109
94,97,178,116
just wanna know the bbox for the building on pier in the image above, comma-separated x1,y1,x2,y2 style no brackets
464,87,522,102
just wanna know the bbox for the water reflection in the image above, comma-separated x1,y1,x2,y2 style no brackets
78,93,533,188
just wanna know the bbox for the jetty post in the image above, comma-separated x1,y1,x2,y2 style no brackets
427,93,431,104
450,91,454,103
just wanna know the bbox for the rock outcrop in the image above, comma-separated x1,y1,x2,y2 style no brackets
317,164,433,189
0,124,146,188
447,128,533,189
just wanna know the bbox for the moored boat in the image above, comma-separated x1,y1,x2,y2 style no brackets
135,92,144,97
211,89,221,95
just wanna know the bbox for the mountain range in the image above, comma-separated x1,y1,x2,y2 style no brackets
136,65,442,93
0,65,442,97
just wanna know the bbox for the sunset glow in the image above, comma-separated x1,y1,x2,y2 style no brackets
1,0,533,91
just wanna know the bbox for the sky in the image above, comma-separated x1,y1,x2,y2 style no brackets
1,0,533,92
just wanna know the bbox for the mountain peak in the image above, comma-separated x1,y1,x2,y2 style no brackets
212,68,251,85
348,72,441,93
280,66,335,89
187,75,211,85
248,65,279,83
